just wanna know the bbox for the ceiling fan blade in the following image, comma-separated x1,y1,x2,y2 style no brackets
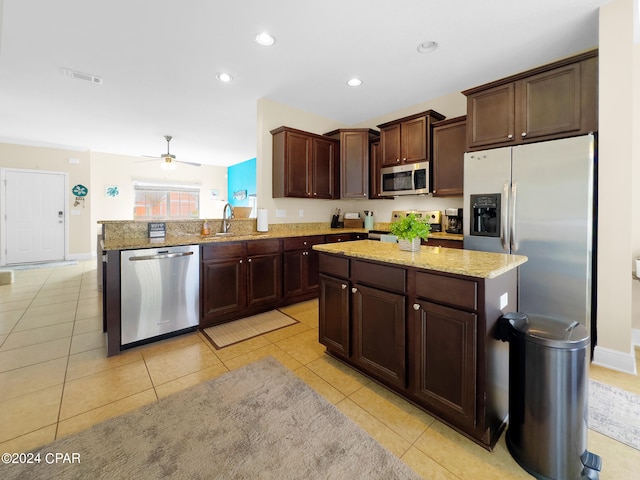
175,160,202,167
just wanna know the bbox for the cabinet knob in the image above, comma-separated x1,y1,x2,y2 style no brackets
351,287,358,293
507,134,513,139
402,158,406,161
413,303,421,311
303,241,307,245
248,258,252,262
239,259,243,264
342,284,347,290
313,192,317,196
521,132,527,137
363,193,366,197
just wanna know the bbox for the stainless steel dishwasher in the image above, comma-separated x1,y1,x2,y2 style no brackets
120,245,199,347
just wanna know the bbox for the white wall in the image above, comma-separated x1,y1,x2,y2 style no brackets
0,142,93,259
90,152,228,235
593,0,638,373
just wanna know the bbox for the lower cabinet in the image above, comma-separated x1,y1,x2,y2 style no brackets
318,273,350,357
411,299,477,430
283,235,324,300
201,239,281,326
352,283,406,388
317,251,516,450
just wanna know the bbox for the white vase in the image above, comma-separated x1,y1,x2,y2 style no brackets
398,237,421,252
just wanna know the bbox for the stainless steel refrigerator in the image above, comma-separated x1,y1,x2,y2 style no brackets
463,134,595,333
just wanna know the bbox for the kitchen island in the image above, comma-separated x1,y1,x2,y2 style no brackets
313,240,526,450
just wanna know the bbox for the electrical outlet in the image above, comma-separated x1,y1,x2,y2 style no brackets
499,292,508,310
299,209,304,217
276,209,286,218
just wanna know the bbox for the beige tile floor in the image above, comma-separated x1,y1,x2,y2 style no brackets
0,260,638,479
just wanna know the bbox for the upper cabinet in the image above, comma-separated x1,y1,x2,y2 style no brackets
377,110,445,167
271,126,339,199
324,128,380,199
432,116,466,197
463,50,598,150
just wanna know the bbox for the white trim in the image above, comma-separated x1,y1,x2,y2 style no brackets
592,345,637,375
633,328,640,347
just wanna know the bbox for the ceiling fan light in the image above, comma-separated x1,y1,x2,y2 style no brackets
216,72,233,82
347,78,362,87
160,156,177,170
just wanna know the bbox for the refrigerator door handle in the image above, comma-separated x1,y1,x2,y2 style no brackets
501,181,510,252
510,182,518,252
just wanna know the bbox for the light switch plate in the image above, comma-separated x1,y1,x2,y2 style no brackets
276,209,286,218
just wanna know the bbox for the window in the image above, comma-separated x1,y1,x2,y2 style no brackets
133,182,200,219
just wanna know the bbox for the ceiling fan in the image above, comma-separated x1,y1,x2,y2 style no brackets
139,135,202,169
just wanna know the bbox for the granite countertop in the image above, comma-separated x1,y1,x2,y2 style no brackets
101,227,370,251
313,240,526,279
100,225,463,251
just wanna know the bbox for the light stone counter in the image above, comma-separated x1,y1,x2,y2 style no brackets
98,218,462,251
313,239,526,279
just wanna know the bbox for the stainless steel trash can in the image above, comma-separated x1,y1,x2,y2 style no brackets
499,312,601,480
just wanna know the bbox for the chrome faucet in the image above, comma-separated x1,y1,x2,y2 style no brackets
222,203,233,233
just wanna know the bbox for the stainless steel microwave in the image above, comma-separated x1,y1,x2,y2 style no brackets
380,161,430,196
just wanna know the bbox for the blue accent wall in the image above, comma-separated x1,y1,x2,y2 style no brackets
227,158,256,208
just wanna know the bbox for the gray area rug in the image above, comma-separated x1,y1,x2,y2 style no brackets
0,357,420,480
589,379,640,450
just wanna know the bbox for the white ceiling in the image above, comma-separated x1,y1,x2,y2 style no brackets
0,0,609,167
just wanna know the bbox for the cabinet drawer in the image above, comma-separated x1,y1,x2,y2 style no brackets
283,235,325,251
416,272,477,311
352,260,406,292
325,233,354,243
202,242,245,261
246,238,281,256
319,254,349,279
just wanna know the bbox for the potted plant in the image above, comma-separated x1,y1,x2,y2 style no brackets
389,213,431,252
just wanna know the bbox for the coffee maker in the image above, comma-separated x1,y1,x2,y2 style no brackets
445,208,463,234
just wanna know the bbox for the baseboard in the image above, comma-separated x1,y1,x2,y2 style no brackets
633,329,640,347
592,345,637,375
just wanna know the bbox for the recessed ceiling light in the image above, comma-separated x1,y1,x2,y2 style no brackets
255,32,276,46
216,72,233,82
347,78,362,87
417,41,438,53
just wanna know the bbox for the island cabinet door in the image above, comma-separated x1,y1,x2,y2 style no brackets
318,274,350,357
351,283,406,389
411,300,477,430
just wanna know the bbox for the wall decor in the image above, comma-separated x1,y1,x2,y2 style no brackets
105,185,120,197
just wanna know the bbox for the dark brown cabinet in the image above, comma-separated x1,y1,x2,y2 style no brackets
412,299,477,430
201,239,281,327
318,273,350,358
378,110,445,167
271,126,339,199
426,238,463,249
324,128,380,199
432,116,465,197
317,250,519,450
202,243,247,322
369,138,383,199
283,235,324,300
464,50,597,150
352,283,406,388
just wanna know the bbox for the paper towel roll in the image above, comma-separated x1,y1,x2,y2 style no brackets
257,208,269,232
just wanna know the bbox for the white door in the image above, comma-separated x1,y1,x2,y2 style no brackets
4,170,66,264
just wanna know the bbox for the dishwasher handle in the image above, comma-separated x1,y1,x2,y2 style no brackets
128,251,194,261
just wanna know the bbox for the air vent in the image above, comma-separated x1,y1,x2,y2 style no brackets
60,68,103,85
